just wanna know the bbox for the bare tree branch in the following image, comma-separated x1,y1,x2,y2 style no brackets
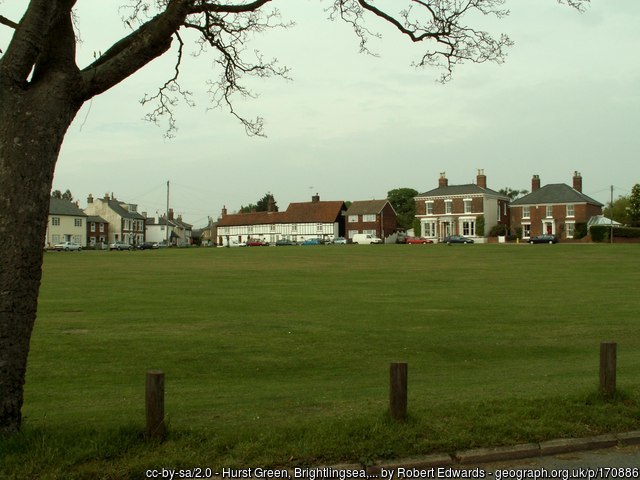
140,31,194,138
0,14,19,30
330,0,513,83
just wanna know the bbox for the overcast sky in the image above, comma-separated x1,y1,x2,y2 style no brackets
2,0,639,227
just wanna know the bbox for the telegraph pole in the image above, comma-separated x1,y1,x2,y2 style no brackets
610,185,614,244
166,181,170,247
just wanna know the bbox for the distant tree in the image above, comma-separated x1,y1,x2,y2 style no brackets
388,188,419,229
499,187,528,201
239,193,277,213
628,184,640,227
256,192,278,212
50,189,73,201
604,195,630,225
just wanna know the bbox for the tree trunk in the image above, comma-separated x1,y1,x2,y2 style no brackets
0,79,82,433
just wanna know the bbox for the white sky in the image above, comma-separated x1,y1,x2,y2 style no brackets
2,0,639,227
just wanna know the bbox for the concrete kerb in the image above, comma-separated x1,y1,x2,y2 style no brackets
366,431,640,472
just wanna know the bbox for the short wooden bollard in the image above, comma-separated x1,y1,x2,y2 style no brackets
145,370,166,440
599,342,617,398
389,362,408,421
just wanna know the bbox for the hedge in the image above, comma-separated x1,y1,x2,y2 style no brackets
590,225,640,242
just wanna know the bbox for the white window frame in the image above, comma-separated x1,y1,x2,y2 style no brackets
522,223,531,239
463,199,472,214
426,202,434,215
566,204,575,218
362,214,376,222
52,217,60,226
461,218,476,237
546,206,553,218
445,200,453,214
348,215,358,223
566,221,575,238
523,206,530,219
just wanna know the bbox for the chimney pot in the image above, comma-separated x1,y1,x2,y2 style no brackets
532,175,541,192
438,172,448,188
573,171,583,192
476,169,487,189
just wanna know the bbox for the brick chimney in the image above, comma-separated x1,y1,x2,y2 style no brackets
168,208,174,220
267,195,276,212
221,205,227,217
532,175,541,192
87,194,93,204
572,171,582,192
312,193,320,203
438,172,448,188
476,169,487,189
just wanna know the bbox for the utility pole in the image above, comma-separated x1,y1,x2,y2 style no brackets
610,185,614,244
166,181,170,247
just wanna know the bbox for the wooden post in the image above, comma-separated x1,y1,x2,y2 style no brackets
146,370,166,440
599,342,617,398
389,362,408,421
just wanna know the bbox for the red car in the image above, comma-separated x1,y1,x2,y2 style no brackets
246,239,268,246
405,237,433,244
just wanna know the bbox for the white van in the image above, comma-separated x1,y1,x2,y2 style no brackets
352,233,383,244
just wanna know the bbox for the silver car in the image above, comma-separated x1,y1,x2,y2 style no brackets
53,241,82,251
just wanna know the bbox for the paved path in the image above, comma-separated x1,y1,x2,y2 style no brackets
463,445,640,479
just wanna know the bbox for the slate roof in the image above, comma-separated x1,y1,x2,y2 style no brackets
510,184,603,207
86,215,108,224
416,184,507,198
218,201,346,227
106,199,146,220
345,199,393,216
49,198,87,217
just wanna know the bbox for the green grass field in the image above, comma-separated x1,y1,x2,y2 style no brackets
2,244,640,479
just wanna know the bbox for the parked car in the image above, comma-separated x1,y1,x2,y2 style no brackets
137,242,159,250
301,238,322,245
109,241,133,251
333,237,348,244
405,237,433,245
246,239,268,247
529,234,558,244
53,241,82,251
443,235,474,244
275,239,295,246
352,233,382,244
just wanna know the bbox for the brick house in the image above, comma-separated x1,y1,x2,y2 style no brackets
510,172,603,240
85,215,109,248
217,194,347,245
345,200,398,243
414,170,510,242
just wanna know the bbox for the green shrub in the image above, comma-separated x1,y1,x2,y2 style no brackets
574,222,588,240
589,225,608,242
488,224,508,237
614,226,640,238
591,225,640,241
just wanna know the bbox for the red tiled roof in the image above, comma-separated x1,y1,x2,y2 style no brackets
218,201,346,227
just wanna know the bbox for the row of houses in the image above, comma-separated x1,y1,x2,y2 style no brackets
414,170,604,242
46,170,606,248
215,170,605,245
46,194,193,249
